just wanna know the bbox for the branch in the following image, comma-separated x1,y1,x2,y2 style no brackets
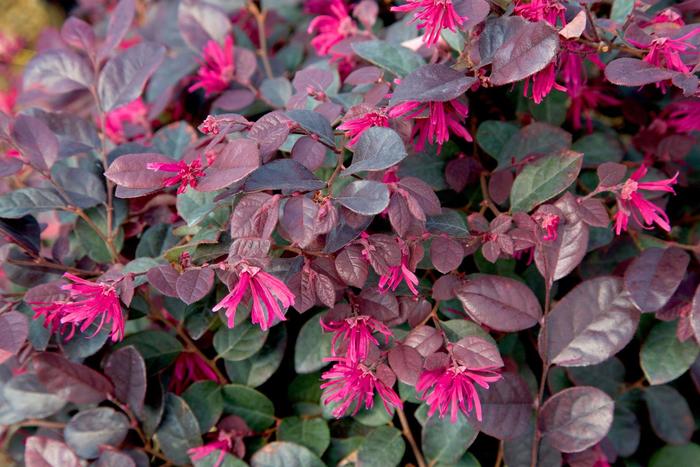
397,408,427,467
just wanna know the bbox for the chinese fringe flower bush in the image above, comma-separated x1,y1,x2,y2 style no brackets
1,0,700,466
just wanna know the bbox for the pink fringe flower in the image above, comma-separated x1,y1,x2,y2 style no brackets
104,98,149,144
378,249,420,295
391,0,468,46
188,419,249,467
613,165,678,235
389,99,471,153
321,358,402,417
189,36,235,97
568,85,621,132
31,273,125,342
213,264,295,331
146,159,205,194
523,62,566,104
338,109,390,146
307,0,356,56
417,359,502,422
169,352,220,394
628,30,700,74
321,314,393,362
533,211,560,241
665,99,700,134
514,0,566,26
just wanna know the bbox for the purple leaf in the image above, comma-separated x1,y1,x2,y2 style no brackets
455,275,542,332
23,49,94,95
539,386,614,453
596,162,627,187
244,159,325,193
623,247,690,313
61,18,96,58
197,139,260,191
97,42,166,111
671,73,699,96
404,325,444,357
280,196,319,248
98,0,135,61
388,345,423,385
454,0,490,29
452,335,503,368
286,110,335,148
64,407,129,459
0,214,41,255
358,288,399,321
230,193,280,239
577,198,609,227
0,157,23,177
33,353,114,405
476,372,532,440
214,89,256,111
146,264,180,297
335,180,390,216
389,64,477,105
643,385,694,445
176,267,214,305
605,58,677,86
248,111,291,157
95,451,137,467
0,311,28,364
341,127,407,176
430,237,464,273
178,0,231,53
104,346,147,415
490,18,559,86
399,177,442,216
334,245,369,288
25,436,82,467
104,153,173,189
292,136,326,171
543,276,639,367
11,114,60,171
692,284,700,345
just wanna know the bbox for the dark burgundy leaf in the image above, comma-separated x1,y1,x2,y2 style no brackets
104,153,173,189
335,180,390,216
61,18,96,58
605,58,677,86
342,127,407,176
25,436,82,467
0,311,28,364
280,196,318,248
540,386,614,453
623,247,690,313
388,345,423,385
430,236,464,273
692,284,700,345
358,288,399,321
399,177,442,215
0,215,41,255
230,193,280,239
248,111,291,157
98,0,135,61
104,345,147,415
95,451,137,467
244,159,325,192
11,114,60,171
490,18,559,86
176,268,214,305
455,275,542,332
596,162,627,187
33,353,114,404
0,157,23,177
671,73,699,96
335,245,369,288
404,325,444,357
286,109,335,148
98,42,166,111
389,64,477,105
214,89,256,111
23,49,94,95
544,276,639,367
292,136,326,171
452,336,503,368
197,139,260,191
477,372,532,440
146,264,180,297
178,0,231,52
577,198,609,227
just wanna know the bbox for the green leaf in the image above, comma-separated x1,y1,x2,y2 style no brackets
74,205,124,263
611,0,635,23
294,314,332,374
182,381,223,434
213,321,268,361
136,224,178,258
251,441,325,467
422,413,479,465
572,133,624,167
640,320,699,385
152,121,197,160
118,330,183,372
643,385,694,444
277,417,330,456
177,189,219,226
357,426,405,467
650,444,700,467
221,384,275,431
476,121,519,162
351,40,425,77
225,325,286,387
528,90,568,126
194,451,248,467
510,151,583,212
0,188,64,218
500,122,572,168
155,394,201,465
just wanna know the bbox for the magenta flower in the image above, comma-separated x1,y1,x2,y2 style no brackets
213,264,295,331
307,0,356,56
533,211,560,241
417,359,502,422
514,0,566,26
146,159,205,194
199,115,221,135
378,251,420,295
628,30,700,74
189,36,235,97
169,351,220,394
389,99,471,153
391,0,468,46
188,421,249,467
613,165,678,235
523,63,566,104
568,85,621,132
31,273,125,342
665,99,700,134
321,314,393,362
321,358,402,417
104,98,149,144
338,109,390,146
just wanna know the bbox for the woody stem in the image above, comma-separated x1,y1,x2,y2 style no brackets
248,2,274,79
530,283,552,467
397,408,427,467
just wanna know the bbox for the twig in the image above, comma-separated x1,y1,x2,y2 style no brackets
326,152,345,191
494,440,504,467
397,408,427,467
248,2,274,79
530,284,552,467
6,258,99,276
67,206,120,261
480,172,502,216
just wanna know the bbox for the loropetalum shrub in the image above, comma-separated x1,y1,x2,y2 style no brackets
1,0,699,465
